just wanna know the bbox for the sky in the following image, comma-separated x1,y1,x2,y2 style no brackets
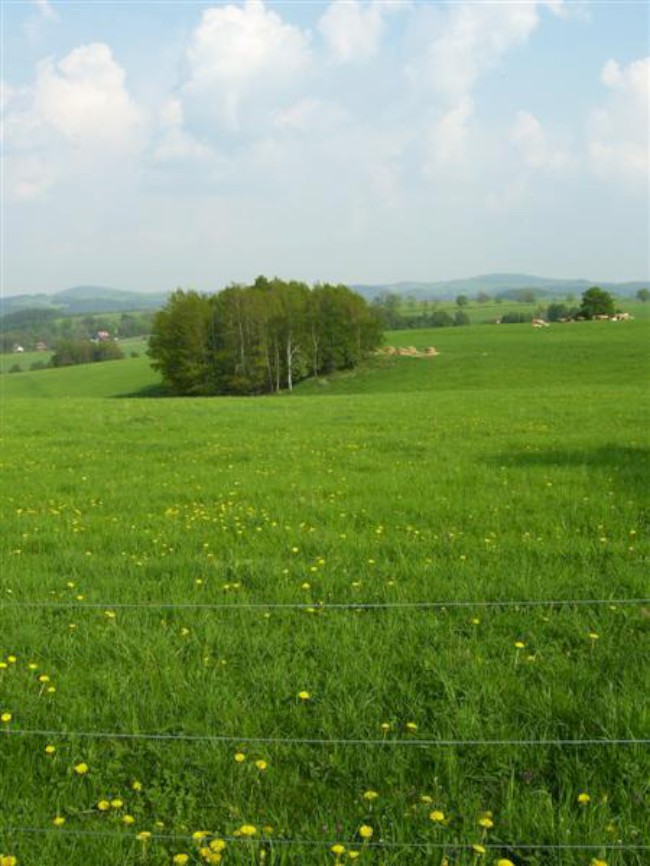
2,0,649,295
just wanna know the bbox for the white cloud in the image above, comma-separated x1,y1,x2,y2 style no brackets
424,97,475,173
4,43,145,199
511,110,571,170
25,0,59,43
318,0,409,64
183,0,311,131
407,1,559,101
588,57,650,188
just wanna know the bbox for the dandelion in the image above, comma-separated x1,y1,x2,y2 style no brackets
1,856,18,866
7,656,16,664
478,817,494,829
1,713,12,723
122,815,135,825
331,844,346,856
380,722,391,732
104,610,116,619
496,860,515,866
73,762,89,775
405,722,418,732
239,824,257,837
132,779,143,791
590,860,608,866
110,799,123,809
298,690,311,701
52,816,66,827
45,745,56,755
577,792,591,804
234,752,246,763
192,831,209,842
362,790,379,801
97,801,111,811
38,675,50,683
136,831,152,842
472,844,486,855
255,759,268,771
348,853,360,861
210,839,226,852
429,810,445,823
172,855,190,865
514,641,525,649
588,632,600,640
358,825,373,840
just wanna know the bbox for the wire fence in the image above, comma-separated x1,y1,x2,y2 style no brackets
2,597,649,611
4,728,649,748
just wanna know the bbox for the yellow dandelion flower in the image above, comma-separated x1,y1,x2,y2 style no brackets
97,801,111,811
239,824,257,837
110,799,123,809
348,854,360,861
255,759,268,771
7,656,17,664
298,690,311,701
209,839,226,852
1,713,12,723
420,795,433,804
136,831,152,841
1,856,18,866
132,779,143,791
73,762,89,775
358,825,373,840
380,722,391,732
192,831,210,842
45,745,56,755
172,855,190,866
52,816,66,827
514,641,525,649
0,663,7,670
588,632,600,640
38,674,50,683
497,860,515,866
472,844,486,854
590,860,608,866
429,810,445,823
362,790,379,801
577,792,591,804
234,752,246,763
478,817,493,829
122,815,135,825
405,722,418,732
331,844,346,855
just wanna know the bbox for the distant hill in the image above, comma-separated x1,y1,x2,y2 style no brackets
1,286,169,317
352,274,649,301
3,275,648,317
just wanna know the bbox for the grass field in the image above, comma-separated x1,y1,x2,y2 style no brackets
1,320,648,866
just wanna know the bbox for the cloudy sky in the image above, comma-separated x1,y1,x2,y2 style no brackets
2,0,648,295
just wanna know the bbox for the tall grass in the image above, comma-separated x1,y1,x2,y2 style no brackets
1,320,648,865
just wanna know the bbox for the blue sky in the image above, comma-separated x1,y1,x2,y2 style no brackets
2,0,648,294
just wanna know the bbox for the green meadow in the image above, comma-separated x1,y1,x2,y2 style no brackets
1,320,648,866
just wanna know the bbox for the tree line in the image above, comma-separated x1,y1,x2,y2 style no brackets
0,309,153,353
148,277,383,396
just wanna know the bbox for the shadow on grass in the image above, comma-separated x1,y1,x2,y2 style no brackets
488,445,650,496
113,382,170,398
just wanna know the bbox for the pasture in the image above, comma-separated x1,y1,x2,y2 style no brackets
1,320,648,865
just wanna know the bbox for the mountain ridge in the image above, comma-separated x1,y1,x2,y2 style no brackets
2,274,648,316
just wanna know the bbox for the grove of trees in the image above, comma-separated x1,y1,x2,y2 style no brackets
148,278,383,396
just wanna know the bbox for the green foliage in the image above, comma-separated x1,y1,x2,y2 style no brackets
546,302,570,322
455,294,468,307
579,286,616,319
51,339,124,367
148,279,382,396
636,287,650,303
